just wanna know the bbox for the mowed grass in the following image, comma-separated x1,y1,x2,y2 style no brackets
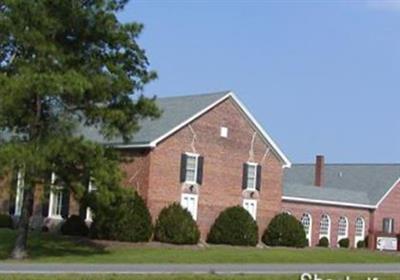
1,229,400,264
1,276,400,280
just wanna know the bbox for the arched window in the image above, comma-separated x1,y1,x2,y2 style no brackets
319,214,331,242
301,213,312,246
355,217,365,246
337,216,348,242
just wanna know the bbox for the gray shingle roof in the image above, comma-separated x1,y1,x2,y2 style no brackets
283,164,400,207
80,91,231,146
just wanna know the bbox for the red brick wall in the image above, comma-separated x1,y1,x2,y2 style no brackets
374,180,400,234
119,149,151,202
146,98,284,240
282,201,370,248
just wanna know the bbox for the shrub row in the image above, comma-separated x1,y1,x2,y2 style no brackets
55,190,367,249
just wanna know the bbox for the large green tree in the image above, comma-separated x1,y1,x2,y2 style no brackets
0,0,160,259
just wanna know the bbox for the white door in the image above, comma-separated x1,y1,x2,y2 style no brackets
181,194,198,221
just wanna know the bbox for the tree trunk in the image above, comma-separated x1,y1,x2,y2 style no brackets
10,185,34,260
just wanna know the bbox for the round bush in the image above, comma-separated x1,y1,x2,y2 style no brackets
357,240,366,249
262,213,307,248
90,189,153,242
61,215,89,237
318,237,330,247
338,238,350,248
364,235,369,248
207,206,258,246
0,214,13,228
154,203,200,245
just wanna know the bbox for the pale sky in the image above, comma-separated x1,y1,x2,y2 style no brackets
118,0,400,163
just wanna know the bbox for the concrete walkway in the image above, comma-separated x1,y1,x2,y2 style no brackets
0,263,400,275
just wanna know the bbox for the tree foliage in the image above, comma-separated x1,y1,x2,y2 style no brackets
0,0,160,258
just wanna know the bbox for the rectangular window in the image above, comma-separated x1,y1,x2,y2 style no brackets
14,171,25,216
383,218,394,234
181,193,198,221
243,199,257,220
185,153,198,184
220,127,229,138
86,180,97,222
246,163,258,190
48,173,64,219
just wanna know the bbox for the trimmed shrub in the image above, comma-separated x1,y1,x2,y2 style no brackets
154,203,200,245
318,237,329,247
0,214,13,228
90,189,153,242
61,215,89,237
364,235,369,248
357,240,366,249
207,206,258,246
262,213,307,248
338,238,350,248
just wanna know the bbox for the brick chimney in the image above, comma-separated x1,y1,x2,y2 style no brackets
314,155,325,187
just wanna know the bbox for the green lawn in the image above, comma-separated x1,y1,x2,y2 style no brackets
1,229,400,264
1,276,400,280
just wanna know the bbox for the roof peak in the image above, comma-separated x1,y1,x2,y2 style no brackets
155,90,232,101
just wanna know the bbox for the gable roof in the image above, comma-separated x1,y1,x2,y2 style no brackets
283,164,400,208
80,91,291,167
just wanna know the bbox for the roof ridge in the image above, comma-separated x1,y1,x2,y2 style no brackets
155,90,231,101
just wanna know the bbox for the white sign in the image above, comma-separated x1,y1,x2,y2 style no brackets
376,236,398,251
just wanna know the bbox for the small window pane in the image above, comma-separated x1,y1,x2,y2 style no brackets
51,190,63,217
185,155,198,183
301,213,311,234
187,157,197,169
338,217,348,237
186,170,196,183
320,215,330,236
246,164,257,189
355,218,364,237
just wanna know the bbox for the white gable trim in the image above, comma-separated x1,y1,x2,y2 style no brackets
147,91,291,168
282,196,376,209
229,93,291,168
375,177,400,208
148,93,231,148
112,91,291,167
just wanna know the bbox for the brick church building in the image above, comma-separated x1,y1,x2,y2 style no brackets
1,91,399,250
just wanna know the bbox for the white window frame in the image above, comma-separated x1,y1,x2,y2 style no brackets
301,213,312,246
337,216,349,243
355,217,365,246
85,180,97,222
246,162,258,191
184,152,199,185
319,214,331,243
48,173,64,219
243,199,257,220
14,171,25,216
180,193,198,221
